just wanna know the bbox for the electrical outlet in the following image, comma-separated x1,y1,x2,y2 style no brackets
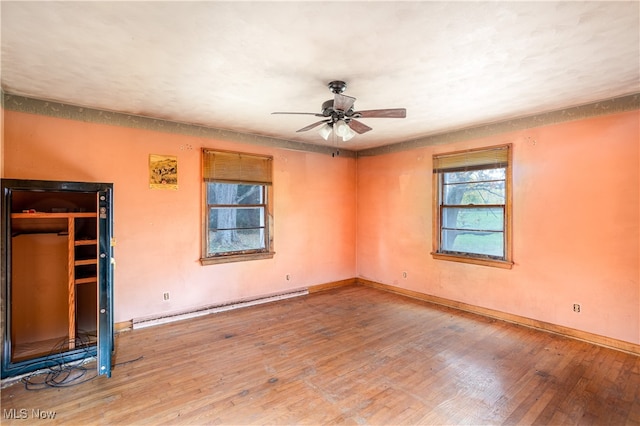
163,292,170,301
573,303,581,313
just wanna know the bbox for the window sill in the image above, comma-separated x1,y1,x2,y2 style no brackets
431,252,513,269
200,251,275,266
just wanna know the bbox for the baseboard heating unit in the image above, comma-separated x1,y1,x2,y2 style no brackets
132,288,309,329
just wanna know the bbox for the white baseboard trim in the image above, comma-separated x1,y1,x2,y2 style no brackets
132,288,309,329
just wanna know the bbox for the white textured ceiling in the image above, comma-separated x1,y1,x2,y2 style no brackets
1,1,639,151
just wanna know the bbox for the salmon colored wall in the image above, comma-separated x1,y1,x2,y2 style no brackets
2,111,357,322
3,107,638,346
357,110,640,344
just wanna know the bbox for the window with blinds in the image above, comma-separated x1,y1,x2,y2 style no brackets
201,149,274,264
432,144,513,268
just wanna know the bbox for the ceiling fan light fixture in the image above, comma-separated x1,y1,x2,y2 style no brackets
334,120,349,137
318,123,333,140
342,131,355,142
341,124,356,142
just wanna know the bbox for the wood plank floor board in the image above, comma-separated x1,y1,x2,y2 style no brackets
2,285,639,425
487,348,547,422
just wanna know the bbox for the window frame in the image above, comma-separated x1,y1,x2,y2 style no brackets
200,149,274,265
431,144,513,269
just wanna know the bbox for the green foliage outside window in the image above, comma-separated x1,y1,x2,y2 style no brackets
441,168,506,258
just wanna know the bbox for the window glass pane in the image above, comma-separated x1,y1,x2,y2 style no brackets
207,183,263,205
441,229,504,257
209,207,264,229
442,207,504,231
443,181,505,205
208,228,265,254
237,185,263,205
206,181,267,257
443,170,505,206
443,168,505,184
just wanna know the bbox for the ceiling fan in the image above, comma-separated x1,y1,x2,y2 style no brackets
272,80,406,142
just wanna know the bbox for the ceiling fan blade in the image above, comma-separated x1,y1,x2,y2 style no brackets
355,108,406,118
347,119,373,134
272,112,325,117
296,120,330,132
333,94,356,112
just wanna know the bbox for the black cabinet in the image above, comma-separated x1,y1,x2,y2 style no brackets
1,179,114,379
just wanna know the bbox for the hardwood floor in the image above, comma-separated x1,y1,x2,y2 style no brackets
2,285,639,425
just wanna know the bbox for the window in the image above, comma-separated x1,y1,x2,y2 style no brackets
201,149,274,265
432,144,513,268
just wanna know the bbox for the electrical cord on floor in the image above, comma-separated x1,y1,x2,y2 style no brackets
21,332,97,390
114,355,144,367
20,332,143,391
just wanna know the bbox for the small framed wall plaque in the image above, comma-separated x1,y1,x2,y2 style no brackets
149,154,178,190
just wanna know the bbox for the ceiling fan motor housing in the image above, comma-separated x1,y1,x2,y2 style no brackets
327,80,347,94
321,98,355,123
